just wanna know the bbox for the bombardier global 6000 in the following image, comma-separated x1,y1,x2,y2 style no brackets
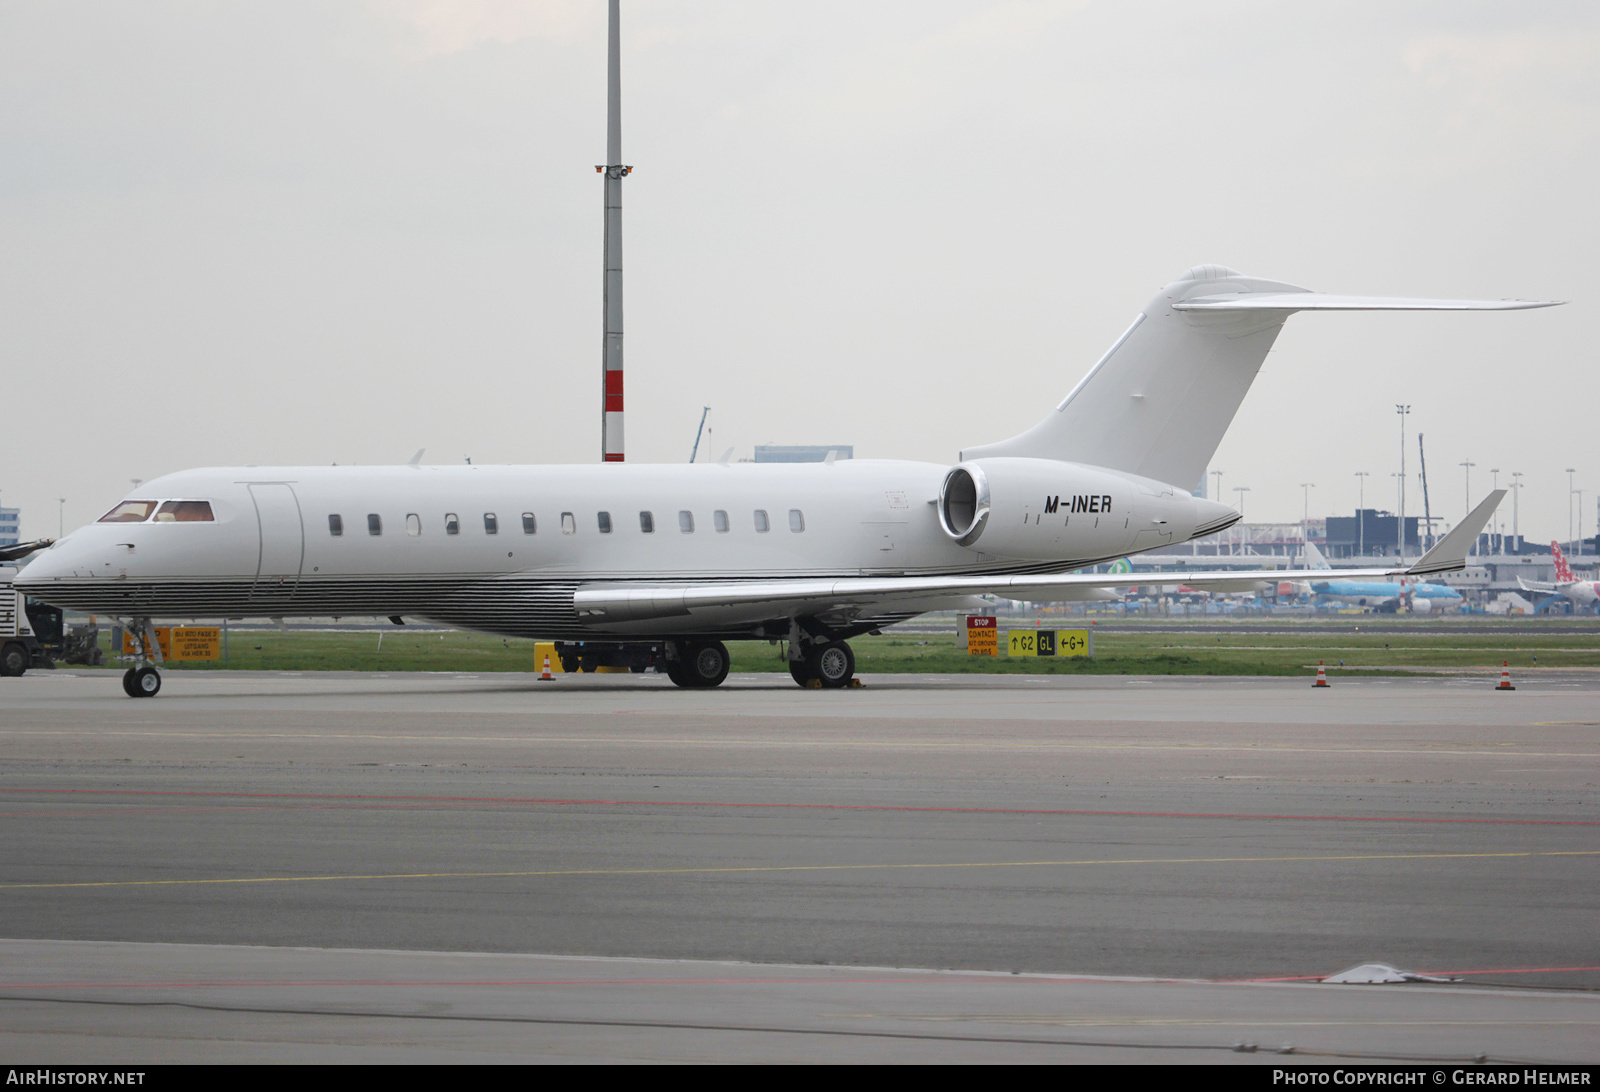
13,266,1552,695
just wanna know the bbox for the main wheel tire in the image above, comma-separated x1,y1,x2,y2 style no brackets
683,640,730,688
789,660,812,687
122,668,140,696
0,642,27,677
130,666,161,698
809,641,854,689
665,660,691,688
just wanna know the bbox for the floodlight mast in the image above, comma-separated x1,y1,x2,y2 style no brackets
598,0,630,463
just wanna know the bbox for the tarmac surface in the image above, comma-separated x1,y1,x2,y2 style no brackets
0,669,1595,1063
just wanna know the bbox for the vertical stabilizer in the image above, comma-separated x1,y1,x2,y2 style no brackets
961,267,1303,488
1552,541,1575,583
962,268,1560,491
1302,539,1332,571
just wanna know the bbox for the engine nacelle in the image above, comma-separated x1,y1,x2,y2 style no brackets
937,458,1235,561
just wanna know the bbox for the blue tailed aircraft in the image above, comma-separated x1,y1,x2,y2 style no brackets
1301,541,1461,613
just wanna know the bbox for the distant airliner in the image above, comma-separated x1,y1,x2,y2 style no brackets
14,266,1545,695
1518,542,1599,613
1298,539,1463,613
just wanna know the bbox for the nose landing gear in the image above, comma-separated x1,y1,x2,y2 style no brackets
122,665,161,697
119,617,162,698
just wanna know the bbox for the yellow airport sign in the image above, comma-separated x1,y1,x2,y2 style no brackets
966,615,998,656
121,626,220,661
1006,629,1092,658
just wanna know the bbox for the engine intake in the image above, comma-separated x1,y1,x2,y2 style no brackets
938,464,991,547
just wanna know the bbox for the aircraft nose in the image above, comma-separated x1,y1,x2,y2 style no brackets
12,549,66,586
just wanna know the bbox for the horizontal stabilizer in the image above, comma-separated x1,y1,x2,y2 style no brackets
1174,294,1561,313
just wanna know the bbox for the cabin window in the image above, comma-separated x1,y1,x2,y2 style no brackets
639,511,654,533
406,513,422,537
328,514,343,537
789,509,805,533
97,501,156,523
753,509,769,533
445,513,460,535
484,512,499,535
561,512,576,535
521,512,537,534
714,509,729,533
598,511,612,534
154,500,214,523
679,510,694,534
368,514,382,536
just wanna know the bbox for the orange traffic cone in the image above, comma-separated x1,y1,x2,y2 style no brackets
539,654,554,681
1313,661,1330,688
1495,660,1515,691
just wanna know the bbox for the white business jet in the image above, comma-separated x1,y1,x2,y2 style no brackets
15,266,1550,696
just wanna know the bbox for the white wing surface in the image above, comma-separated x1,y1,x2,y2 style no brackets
575,493,1504,628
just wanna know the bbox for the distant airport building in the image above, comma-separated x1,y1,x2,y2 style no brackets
753,445,853,463
0,507,19,548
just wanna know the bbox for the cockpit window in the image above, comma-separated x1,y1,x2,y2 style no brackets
98,501,157,523
154,501,214,523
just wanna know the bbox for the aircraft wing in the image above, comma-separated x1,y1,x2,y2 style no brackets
1517,576,1559,594
1173,294,1561,313
576,492,1504,626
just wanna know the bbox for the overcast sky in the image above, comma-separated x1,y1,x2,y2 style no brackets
2,1,1594,545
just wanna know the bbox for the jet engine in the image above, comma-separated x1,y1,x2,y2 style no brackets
936,457,1236,561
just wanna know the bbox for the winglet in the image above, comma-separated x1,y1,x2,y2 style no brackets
408,448,426,467
1407,490,1505,576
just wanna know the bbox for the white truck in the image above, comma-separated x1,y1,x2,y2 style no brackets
1,563,54,675
0,544,101,676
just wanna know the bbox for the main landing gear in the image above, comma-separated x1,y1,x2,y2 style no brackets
665,639,730,688
119,617,162,698
786,619,855,689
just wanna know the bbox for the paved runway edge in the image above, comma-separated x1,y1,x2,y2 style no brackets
0,939,1596,1065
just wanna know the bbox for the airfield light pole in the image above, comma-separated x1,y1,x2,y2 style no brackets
1210,469,1223,502
1391,473,1403,557
1395,405,1410,561
1354,471,1368,556
1576,488,1586,557
598,0,631,464
1300,483,1314,545
57,498,65,539
1567,468,1577,550
1460,460,1475,556
1233,486,1249,518
1490,468,1500,546
1511,472,1523,548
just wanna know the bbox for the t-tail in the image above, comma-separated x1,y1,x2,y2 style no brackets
961,266,1560,492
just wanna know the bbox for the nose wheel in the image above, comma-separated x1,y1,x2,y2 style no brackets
122,666,161,698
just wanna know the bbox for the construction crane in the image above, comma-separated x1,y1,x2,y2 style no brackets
689,407,711,463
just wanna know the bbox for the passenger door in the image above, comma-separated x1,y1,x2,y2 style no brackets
249,483,304,601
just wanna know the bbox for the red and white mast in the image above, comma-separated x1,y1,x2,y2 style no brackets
598,0,629,462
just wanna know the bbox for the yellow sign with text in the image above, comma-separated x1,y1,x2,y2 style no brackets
1006,629,1092,658
966,615,998,656
123,626,221,661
